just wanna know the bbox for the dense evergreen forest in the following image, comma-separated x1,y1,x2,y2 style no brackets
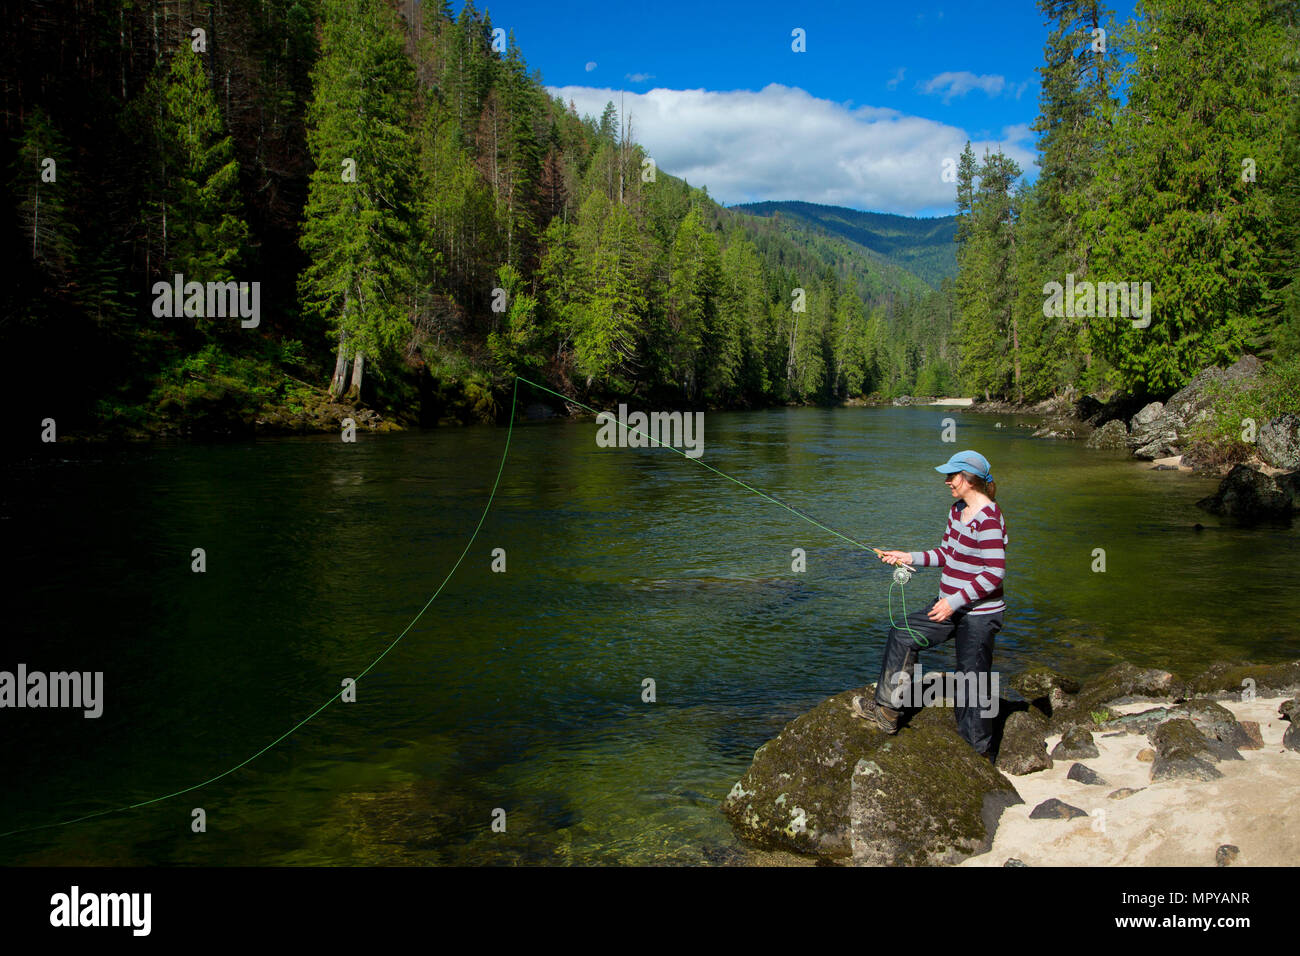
2,0,1297,438
953,0,1300,415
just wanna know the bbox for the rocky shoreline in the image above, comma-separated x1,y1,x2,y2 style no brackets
721,659,1300,866
933,357,1300,523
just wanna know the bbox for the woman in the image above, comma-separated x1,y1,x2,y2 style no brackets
851,450,1008,762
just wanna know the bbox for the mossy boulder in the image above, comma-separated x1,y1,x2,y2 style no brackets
722,685,1021,865
847,740,1023,866
1149,718,1240,782
1186,660,1300,699
996,709,1053,776
1009,666,1082,719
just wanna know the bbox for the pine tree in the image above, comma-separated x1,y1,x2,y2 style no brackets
299,0,416,400
1083,0,1297,393
1032,0,1115,383
11,108,77,275
666,207,724,401
958,149,1021,399
132,40,250,311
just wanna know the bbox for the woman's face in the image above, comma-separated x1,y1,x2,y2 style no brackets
944,471,969,498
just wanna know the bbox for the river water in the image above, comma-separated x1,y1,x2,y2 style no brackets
4,405,1297,864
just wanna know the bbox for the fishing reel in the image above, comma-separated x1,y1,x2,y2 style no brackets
892,564,914,585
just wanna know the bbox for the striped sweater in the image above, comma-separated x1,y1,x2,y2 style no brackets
908,500,1008,615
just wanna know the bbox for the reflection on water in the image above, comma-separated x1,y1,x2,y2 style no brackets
3,406,1297,864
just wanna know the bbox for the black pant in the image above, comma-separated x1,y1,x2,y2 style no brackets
872,600,1003,755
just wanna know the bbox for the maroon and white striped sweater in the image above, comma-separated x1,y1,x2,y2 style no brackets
908,499,1008,615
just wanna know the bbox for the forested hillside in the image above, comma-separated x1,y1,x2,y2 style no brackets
953,0,1300,412
9,0,1290,440
2,0,949,440
733,201,958,289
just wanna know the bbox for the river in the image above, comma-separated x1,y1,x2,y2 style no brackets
3,405,1297,864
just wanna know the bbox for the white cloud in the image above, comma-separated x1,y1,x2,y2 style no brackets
886,67,906,90
626,72,655,83
546,83,1036,216
919,71,1007,103
584,61,597,72
1000,123,1034,145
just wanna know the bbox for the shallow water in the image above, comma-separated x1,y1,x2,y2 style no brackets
3,405,1297,864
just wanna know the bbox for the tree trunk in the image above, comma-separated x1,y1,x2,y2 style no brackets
347,351,365,402
1012,314,1022,402
329,329,350,399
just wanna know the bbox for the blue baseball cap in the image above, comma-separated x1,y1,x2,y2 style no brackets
936,450,992,481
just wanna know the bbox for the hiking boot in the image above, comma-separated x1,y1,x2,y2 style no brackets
851,695,900,734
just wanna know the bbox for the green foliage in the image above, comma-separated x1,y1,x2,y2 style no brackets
1083,0,1296,393
299,0,417,376
1184,354,1300,462
149,344,283,434
132,42,250,295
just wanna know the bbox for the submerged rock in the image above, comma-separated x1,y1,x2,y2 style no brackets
1195,465,1295,523
721,686,1021,865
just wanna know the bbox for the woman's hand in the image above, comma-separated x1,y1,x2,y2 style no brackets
877,550,912,566
926,597,954,622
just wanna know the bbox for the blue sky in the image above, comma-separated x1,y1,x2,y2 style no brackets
453,0,1139,217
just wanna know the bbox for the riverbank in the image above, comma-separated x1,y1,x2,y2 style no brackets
722,659,1300,867
959,692,1299,867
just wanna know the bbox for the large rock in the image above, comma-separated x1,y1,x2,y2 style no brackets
1009,666,1082,719
722,686,1021,864
1051,662,1184,734
1259,414,1300,471
1149,718,1240,781
1128,357,1263,460
1099,699,1253,752
1195,465,1295,522
1086,419,1129,449
1187,660,1300,699
848,739,1024,866
996,709,1053,775
1130,401,1166,431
